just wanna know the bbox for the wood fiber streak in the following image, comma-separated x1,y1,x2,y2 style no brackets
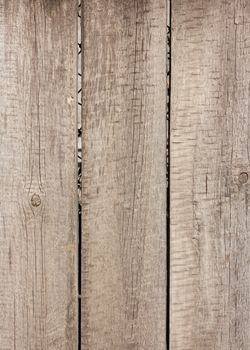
82,0,166,349
171,0,250,349
0,1,77,349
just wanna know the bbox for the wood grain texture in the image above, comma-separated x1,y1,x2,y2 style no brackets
82,0,167,349
0,1,77,348
171,0,250,349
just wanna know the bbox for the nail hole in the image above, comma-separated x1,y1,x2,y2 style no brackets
31,194,41,207
239,172,248,184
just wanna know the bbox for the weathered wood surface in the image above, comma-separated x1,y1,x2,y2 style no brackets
82,0,167,349
0,1,77,349
171,1,250,349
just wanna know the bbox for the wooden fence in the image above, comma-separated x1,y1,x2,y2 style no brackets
0,0,249,349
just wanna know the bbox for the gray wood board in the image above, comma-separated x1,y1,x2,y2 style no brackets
0,1,77,348
171,1,250,348
82,0,167,349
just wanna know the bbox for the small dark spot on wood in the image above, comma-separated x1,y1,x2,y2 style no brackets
239,172,248,185
31,194,41,207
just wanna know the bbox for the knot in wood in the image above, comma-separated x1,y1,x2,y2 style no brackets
31,194,41,207
239,172,248,185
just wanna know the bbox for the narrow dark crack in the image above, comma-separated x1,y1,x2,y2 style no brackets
166,0,171,348
77,1,82,349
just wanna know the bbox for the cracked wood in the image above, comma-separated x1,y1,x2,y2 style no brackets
82,0,167,349
0,1,77,348
171,0,250,349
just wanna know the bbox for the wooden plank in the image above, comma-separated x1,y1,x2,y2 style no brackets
0,1,77,348
82,0,167,349
171,0,250,348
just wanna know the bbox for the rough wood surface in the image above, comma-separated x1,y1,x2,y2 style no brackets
171,1,250,348
0,1,77,348
82,1,167,349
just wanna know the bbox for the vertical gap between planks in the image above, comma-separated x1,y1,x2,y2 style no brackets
77,0,82,349
167,0,171,348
